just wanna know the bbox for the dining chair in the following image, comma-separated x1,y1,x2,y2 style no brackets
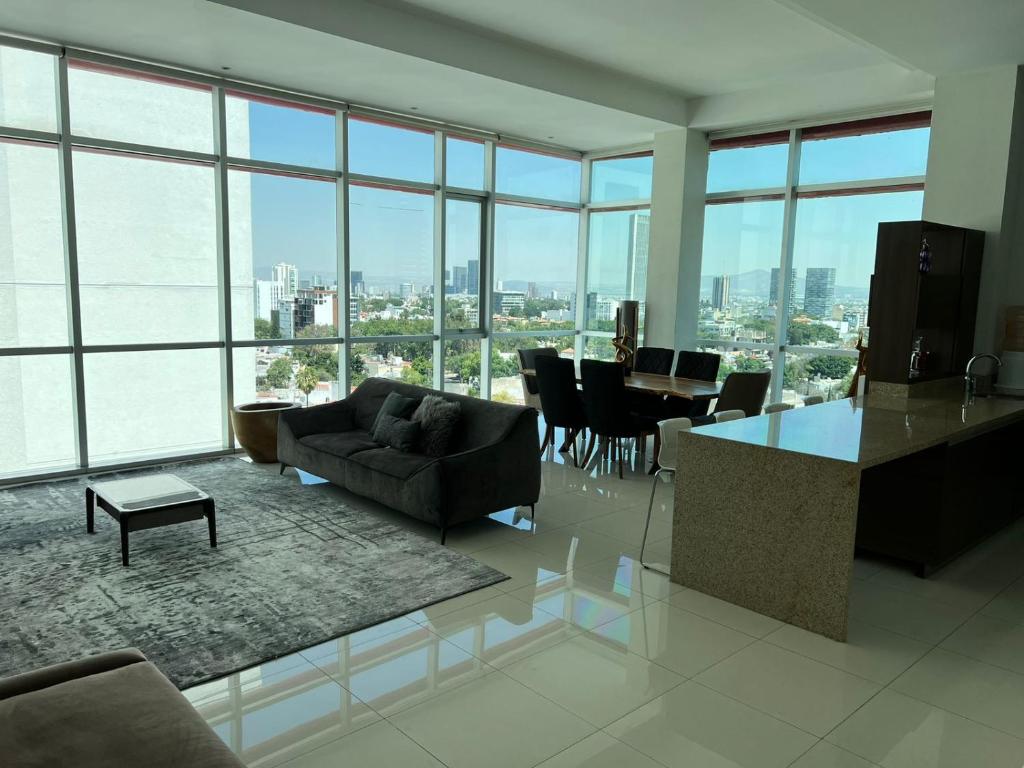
634,347,675,375
535,355,588,466
714,409,746,423
664,350,723,420
713,370,771,417
580,360,660,479
517,347,558,411
803,395,825,406
642,416,692,574
763,402,794,414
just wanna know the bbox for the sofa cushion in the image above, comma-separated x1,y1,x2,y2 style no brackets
370,391,421,434
347,446,436,480
300,430,379,458
371,414,421,452
412,394,462,457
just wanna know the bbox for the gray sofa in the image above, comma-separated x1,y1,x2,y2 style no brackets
278,377,541,542
0,648,243,768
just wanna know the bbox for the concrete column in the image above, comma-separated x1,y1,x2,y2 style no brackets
923,65,1024,353
644,128,708,350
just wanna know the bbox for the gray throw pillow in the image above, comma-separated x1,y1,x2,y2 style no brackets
372,413,421,452
412,394,462,457
371,392,420,435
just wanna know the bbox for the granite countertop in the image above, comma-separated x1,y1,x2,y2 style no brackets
689,394,1024,468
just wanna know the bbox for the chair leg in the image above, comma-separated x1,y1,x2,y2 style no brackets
617,438,624,479
539,424,553,454
641,475,670,575
570,429,579,467
581,431,597,466
279,463,287,475
529,503,535,520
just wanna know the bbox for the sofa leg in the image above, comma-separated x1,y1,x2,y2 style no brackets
529,503,535,520
279,463,287,475
440,527,447,545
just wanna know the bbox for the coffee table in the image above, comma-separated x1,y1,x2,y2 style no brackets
86,474,216,566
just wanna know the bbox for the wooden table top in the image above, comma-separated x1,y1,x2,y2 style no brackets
522,364,721,401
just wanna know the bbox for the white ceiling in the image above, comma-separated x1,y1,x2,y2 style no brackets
0,0,1020,149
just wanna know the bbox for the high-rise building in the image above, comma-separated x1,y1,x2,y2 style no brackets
493,291,525,314
452,265,468,293
349,297,360,324
711,275,730,311
769,267,797,307
271,263,298,308
400,282,415,299
350,270,364,295
253,279,274,322
467,260,479,294
625,212,650,299
804,267,836,319
526,282,538,299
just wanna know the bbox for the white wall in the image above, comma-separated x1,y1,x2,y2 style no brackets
644,128,708,350
923,65,1024,353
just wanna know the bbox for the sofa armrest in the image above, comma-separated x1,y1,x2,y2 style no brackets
435,409,541,523
0,648,147,701
278,400,356,441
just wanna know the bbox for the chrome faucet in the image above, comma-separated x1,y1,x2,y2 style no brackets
964,353,1001,402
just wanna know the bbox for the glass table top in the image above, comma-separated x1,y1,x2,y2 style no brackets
89,473,207,511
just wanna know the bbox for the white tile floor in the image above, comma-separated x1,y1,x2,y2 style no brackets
189,438,1024,768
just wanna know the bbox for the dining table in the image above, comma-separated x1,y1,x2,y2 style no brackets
521,364,722,401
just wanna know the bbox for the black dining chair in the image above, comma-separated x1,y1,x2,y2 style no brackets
535,355,588,466
663,350,723,419
517,347,558,411
713,370,771,417
580,360,660,478
634,347,675,375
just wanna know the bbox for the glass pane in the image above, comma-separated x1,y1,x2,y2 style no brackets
84,349,224,463
68,61,213,153
0,46,58,132
493,204,578,332
0,354,77,476
349,341,432,393
229,169,338,342
583,335,617,362
348,117,433,183
445,199,482,330
490,335,573,404
349,184,434,337
0,141,68,347
74,150,219,344
585,209,649,332
781,350,856,404
590,154,653,202
446,137,485,190
443,338,481,397
697,344,775,384
799,128,930,185
496,147,580,203
699,200,784,344
707,142,789,193
232,344,340,409
788,190,923,348
226,93,335,169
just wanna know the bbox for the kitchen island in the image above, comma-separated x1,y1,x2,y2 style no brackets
672,394,1024,641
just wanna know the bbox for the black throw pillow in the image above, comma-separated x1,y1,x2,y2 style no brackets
412,394,462,457
371,392,420,434
372,413,421,452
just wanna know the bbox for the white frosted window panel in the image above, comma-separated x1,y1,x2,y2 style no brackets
74,151,220,344
84,349,224,463
68,63,213,153
0,355,77,475
0,46,58,132
0,142,69,346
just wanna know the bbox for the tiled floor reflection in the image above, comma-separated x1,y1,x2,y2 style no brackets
191,434,1024,767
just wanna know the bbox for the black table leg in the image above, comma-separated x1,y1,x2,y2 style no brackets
120,522,129,567
86,487,95,533
205,498,217,548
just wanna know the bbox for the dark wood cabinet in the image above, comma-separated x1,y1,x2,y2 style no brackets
869,221,984,385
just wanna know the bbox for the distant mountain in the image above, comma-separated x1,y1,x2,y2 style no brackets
699,269,869,302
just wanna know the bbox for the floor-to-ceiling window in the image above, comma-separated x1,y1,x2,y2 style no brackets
582,151,653,361
699,113,930,402
0,37,627,481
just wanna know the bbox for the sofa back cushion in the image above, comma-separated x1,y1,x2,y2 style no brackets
372,413,421,452
370,391,421,434
412,395,462,457
350,378,530,453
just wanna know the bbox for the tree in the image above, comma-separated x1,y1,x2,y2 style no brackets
735,356,766,372
266,358,293,389
254,317,279,340
291,324,339,381
295,366,319,406
806,355,854,380
350,353,367,388
787,323,840,346
401,365,429,386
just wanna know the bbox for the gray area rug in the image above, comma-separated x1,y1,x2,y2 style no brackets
0,458,507,689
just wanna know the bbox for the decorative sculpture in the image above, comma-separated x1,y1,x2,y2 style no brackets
614,300,640,375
